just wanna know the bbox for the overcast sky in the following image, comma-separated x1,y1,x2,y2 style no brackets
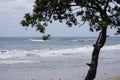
0,0,118,37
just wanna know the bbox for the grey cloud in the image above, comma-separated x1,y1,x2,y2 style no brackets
0,0,34,12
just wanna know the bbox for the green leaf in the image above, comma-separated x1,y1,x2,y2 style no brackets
42,34,51,40
36,23,45,33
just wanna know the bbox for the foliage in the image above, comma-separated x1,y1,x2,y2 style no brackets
42,34,51,40
21,0,120,79
21,0,120,34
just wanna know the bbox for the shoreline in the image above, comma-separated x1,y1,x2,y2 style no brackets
0,60,120,80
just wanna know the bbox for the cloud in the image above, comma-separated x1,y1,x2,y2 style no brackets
0,0,34,12
0,0,35,37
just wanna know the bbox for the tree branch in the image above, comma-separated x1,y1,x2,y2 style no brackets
104,0,110,10
78,21,86,27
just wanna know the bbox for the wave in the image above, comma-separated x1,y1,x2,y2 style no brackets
71,40,83,42
0,44,120,59
102,44,120,51
29,39,44,42
0,46,92,59
0,60,34,64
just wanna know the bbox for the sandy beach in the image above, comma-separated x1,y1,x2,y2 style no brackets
0,58,120,80
97,76,120,80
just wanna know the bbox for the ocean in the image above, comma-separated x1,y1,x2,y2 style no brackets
0,37,120,65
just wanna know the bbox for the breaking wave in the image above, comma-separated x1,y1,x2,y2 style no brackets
29,39,44,42
0,44,120,59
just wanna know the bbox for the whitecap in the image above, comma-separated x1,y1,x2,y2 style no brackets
102,44,120,51
29,39,44,42
0,44,119,60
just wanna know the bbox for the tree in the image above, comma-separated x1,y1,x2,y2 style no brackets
21,0,120,80
42,34,51,40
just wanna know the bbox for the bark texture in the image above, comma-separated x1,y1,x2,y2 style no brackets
85,27,107,80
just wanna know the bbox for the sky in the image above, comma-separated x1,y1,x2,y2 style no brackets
0,0,119,37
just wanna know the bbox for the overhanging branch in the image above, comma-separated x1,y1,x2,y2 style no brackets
104,0,110,10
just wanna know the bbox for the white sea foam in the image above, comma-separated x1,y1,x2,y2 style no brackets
0,46,92,59
29,39,44,42
0,44,120,64
102,44,120,51
0,60,34,64
71,40,80,42
0,44,120,60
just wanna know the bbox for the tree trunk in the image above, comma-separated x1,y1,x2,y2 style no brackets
84,27,107,80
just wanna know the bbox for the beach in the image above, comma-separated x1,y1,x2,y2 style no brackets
98,76,120,80
96,76,120,80
0,58,120,80
0,37,120,80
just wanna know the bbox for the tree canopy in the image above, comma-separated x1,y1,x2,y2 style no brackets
21,0,120,80
21,0,120,35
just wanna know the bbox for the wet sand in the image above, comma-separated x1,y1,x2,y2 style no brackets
97,76,120,80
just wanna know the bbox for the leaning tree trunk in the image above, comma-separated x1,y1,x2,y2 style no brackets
85,27,107,80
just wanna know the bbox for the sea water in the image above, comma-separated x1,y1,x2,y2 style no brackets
0,37,120,65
